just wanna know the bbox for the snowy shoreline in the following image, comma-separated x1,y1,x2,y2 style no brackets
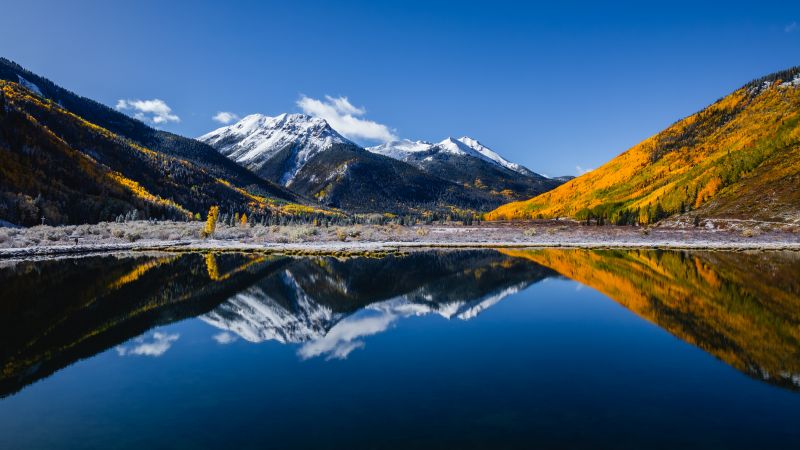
2,220,799,260
2,237,800,260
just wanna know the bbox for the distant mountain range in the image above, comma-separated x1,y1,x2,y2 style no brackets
487,66,800,225
199,113,562,213
368,137,563,200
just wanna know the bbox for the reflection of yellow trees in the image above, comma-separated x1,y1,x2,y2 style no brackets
205,253,220,280
487,75,800,223
501,248,800,389
108,256,177,291
204,253,268,282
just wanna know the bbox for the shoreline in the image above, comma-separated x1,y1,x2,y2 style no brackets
2,220,799,260
2,238,800,260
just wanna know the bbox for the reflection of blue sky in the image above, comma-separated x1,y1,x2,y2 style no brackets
115,332,180,357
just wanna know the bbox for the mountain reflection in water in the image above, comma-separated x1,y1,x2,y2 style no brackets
0,248,798,398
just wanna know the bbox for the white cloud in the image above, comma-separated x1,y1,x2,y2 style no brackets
115,332,180,357
297,95,397,143
213,332,237,344
116,98,180,125
297,310,396,360
212,111,240,124
786,22,798,33
576,165,593,175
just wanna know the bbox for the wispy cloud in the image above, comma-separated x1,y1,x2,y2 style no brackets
116,98,180,124
297,95,397,143
786,22,798,33
213,332,237,344
576,165,593,175
297,310,396,360
115,332,180,357
212,111,240,124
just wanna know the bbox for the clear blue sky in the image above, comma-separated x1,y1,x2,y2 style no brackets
2,0,799,176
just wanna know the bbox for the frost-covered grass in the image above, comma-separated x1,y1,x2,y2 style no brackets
0,221,419,248
1,219,799,254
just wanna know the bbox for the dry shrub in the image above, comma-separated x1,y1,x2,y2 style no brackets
740,228,760,238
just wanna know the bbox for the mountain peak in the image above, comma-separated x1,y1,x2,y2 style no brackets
199,112,352,185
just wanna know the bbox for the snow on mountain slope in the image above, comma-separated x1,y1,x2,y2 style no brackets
366,139,435,160
456,137,532,175
16,75,43,97
198,113,352,185
368,136,534,176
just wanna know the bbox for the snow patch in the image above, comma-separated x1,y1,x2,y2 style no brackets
17,75,43,97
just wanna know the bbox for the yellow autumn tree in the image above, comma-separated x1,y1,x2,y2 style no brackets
202,205,219,238
239,212,248,227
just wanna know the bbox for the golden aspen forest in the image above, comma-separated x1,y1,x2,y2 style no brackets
486,68,800,225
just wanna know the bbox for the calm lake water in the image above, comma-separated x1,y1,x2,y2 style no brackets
0,249,798,449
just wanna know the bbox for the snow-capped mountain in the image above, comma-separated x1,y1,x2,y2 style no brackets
199,114,508,213
368,136,534,176
198,113,352,185
199,113,567,211
368,136,563,201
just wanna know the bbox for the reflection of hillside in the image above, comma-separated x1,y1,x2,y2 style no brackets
0,253,285,397
202,250,557,358
501,249,800,390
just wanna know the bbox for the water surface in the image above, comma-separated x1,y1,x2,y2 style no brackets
0,249,798,449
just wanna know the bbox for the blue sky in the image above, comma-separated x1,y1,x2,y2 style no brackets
2,0,799,176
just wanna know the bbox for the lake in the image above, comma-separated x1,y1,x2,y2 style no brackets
0,249,798,449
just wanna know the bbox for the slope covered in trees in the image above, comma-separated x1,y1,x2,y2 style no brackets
0,58,293,200
0,81,318,225
486,67,800,224
0,59,333,226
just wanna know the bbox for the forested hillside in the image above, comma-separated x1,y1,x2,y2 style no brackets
0,59,332,226
487,67,800,225
0,81,318,225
